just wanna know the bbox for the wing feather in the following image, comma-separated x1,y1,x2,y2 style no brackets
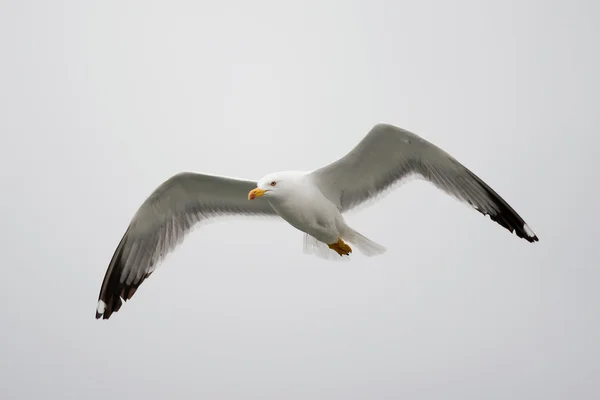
96,172,276,320
310,123,538,242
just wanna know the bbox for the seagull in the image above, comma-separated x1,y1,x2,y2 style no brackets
95,123,538,319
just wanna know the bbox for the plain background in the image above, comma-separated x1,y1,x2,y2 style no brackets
1,1,599,399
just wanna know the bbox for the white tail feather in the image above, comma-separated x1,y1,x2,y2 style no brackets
342,228,386,256
302,228,386,260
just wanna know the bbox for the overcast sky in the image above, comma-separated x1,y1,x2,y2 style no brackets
1,1,599,399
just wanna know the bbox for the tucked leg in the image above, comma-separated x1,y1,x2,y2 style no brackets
328,238,353,256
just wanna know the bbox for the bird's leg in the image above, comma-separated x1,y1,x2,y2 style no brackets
328,238,352,256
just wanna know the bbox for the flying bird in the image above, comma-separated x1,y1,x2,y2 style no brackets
96,123,538,319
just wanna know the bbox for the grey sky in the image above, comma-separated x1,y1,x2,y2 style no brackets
1,0,599,399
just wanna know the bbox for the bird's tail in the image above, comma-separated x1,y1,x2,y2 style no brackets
342,227,386,257
302,228,386,260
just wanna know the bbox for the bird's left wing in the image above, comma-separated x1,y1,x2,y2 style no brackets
310,123,538,242
96,172,276,320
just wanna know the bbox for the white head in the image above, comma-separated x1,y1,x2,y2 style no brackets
248,171,307,201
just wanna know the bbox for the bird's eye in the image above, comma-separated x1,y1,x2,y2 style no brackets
270,181,277,186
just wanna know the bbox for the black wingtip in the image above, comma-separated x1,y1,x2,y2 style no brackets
95,270,153,320
516,226,539,243
95,229,154,320
459,169,539,243
473,178,539,243
486,200,539,244
95,295,122,320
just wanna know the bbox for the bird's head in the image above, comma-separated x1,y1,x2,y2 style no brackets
248,171,305,200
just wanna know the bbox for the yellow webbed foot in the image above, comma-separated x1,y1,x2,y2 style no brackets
328,238,353,256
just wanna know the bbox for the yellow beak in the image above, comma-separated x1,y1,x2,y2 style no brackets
248,188,266,200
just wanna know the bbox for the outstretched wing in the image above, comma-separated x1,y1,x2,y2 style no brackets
96,172,276,320
310,123,538,242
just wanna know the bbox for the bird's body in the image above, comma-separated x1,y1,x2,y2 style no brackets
95,123,539,320
263,172,345,244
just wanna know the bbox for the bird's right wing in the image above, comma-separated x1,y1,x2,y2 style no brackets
96,172,277,320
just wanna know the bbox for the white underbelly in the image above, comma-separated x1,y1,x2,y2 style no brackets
269,196,343,243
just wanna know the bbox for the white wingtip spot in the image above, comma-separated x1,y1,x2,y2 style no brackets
96,300,106,314
523,224,535,237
